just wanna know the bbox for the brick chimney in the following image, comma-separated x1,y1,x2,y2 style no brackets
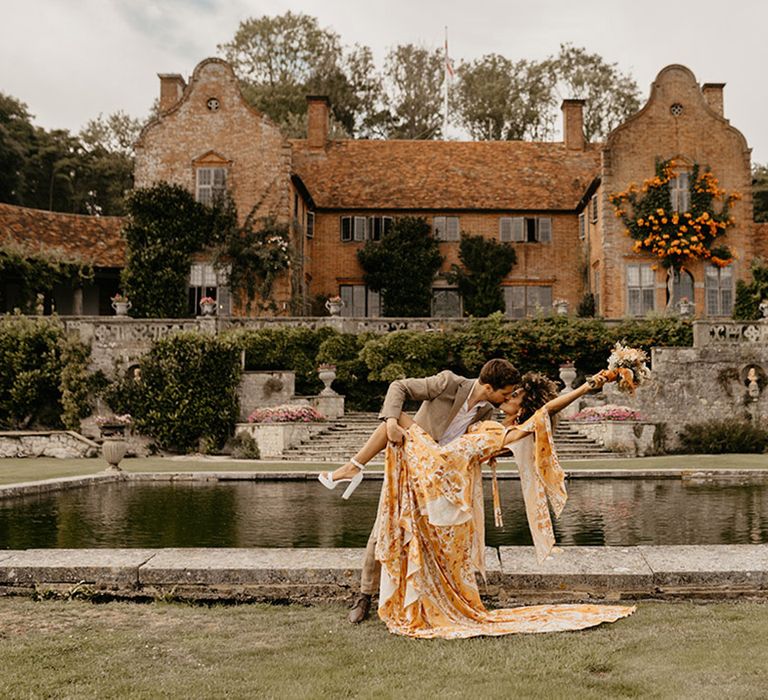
158,74,186,112
306,96,330,149
561,99,585,150
702,83,725,117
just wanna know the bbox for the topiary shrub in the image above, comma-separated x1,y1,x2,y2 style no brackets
678,417,768,454
357,216,443,316
447,233,516,316
111,332,241,453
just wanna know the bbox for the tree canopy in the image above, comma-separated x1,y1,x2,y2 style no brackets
218,12,642,142
0,93,140,215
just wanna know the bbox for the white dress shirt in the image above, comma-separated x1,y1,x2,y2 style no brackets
438,382,492,445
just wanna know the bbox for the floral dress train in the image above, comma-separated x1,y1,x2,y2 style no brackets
375,411,635,639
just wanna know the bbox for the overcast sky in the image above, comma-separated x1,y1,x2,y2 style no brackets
3,0,767,163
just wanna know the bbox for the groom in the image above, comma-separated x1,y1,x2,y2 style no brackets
348,358,521,623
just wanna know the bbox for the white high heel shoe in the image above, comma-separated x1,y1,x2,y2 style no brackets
318,458,365,500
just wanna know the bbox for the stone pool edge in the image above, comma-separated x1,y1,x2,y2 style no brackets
3,471,768,604
3,466,768,500
1,545,767,604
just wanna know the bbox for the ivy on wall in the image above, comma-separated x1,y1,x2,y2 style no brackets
0,244,93,313
121,182,236,318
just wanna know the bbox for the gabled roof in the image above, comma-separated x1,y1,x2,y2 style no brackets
0,203,125,267
291,139,602,211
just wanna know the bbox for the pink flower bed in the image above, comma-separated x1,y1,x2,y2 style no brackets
571,405,645,422
247,405,325,423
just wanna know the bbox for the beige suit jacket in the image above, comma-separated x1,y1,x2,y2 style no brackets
378,370,495,442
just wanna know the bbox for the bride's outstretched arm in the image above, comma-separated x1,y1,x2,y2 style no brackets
501,370,611,447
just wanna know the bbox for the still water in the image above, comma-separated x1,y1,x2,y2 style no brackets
1,478,768,550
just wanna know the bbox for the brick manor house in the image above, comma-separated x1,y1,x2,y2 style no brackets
2,58,766,318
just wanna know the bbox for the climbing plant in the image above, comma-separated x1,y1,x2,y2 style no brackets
609,159,740,270
446,233,517,317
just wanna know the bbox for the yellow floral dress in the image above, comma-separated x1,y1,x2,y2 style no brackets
375,410,635,639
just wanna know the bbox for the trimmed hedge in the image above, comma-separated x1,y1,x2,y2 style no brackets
0,315,94,429
107,332,241,453
678,418,768,454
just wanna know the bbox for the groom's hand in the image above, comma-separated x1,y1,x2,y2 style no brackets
386,418,406,444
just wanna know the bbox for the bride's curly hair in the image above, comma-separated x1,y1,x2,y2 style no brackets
516,372,559,424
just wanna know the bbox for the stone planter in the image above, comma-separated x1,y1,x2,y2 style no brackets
554,301,569,316
200,301,217,316
570,420,659,456
678,300,694,317
102,436,127,470
235,422,323,458
325,299,345,316
111,300,131,316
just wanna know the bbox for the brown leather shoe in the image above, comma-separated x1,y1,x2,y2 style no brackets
347,593,372,624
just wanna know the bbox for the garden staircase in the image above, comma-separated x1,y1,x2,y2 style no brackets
279,412,618,462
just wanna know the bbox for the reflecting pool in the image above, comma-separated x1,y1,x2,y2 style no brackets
1,478,768,549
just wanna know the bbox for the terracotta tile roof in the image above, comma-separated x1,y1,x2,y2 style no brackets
292,139,601,211
0,203,125,267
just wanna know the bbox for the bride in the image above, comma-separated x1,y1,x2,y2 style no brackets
324,369,636,639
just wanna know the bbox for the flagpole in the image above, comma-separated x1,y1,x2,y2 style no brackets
443,26,449,139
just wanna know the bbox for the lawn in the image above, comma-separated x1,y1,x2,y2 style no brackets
0,598,767,698
1,453,768,486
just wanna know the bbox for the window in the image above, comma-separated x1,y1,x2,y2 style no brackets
306,212,315,239
196,167,226,205
578,212,586,240
339,285,381,317
340,216,367,242
668,268,694,307
189,263,226,315
432,288,462,317
503,286,553,318
590,195,598,224
705,264,733,316
499,217,552,243
433,216,460,241
368,216,393,241
593,268,600,315
670,171,691,212
626,264,655,316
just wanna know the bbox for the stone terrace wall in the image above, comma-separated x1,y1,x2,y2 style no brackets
607,320,768,448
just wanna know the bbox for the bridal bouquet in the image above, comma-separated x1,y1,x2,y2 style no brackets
602,342,652,394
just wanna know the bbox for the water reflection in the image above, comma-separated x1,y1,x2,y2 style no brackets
1,479,767,550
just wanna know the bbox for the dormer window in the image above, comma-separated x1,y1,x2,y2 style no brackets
196,167,227,205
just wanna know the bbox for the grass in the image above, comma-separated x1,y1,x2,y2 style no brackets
1,453,767,487
0,598,767,698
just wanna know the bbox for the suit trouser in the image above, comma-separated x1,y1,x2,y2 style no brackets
360,477,386,595
360,527,380,595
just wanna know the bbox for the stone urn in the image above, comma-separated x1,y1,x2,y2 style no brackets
111,299,132,316
553,300,569,316
677,298,694,317
558,364,577,392
199,300,217,316
325,298,345,316
317,365,337,395
102,435,127,471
